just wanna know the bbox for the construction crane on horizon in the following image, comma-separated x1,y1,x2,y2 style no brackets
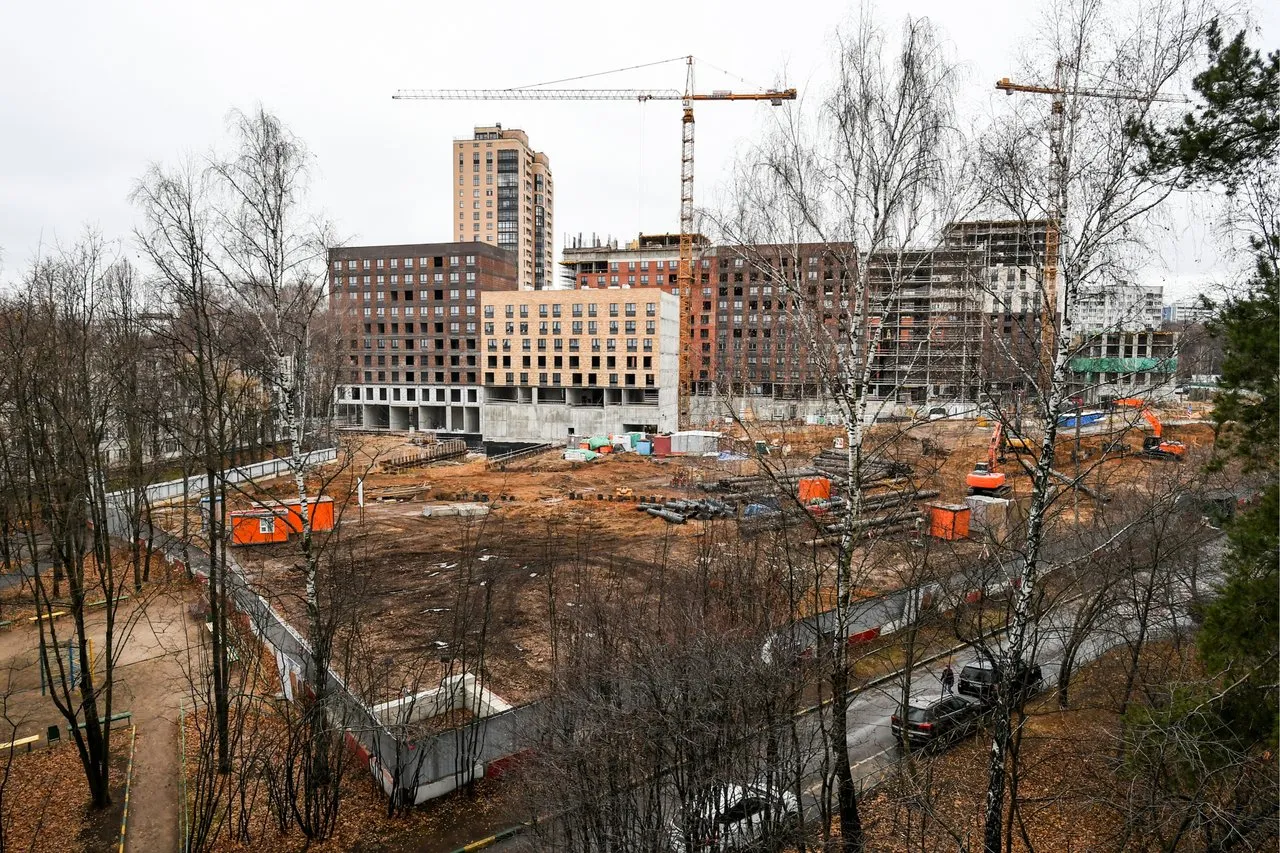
395,57,797,426
995,69,1188,382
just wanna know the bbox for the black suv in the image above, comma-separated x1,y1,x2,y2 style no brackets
890,696,985,747
958,658,1044,705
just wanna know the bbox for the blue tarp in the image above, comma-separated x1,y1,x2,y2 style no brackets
1057,412,1104,428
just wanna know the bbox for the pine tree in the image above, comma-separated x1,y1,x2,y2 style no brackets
1135,18,1278,746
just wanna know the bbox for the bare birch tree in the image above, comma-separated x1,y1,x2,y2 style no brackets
714,14,974,849
974,1,1218,848
206,105,348,839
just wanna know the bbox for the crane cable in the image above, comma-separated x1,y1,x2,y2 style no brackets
513,56,690,90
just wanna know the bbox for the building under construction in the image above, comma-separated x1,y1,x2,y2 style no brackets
562,236,987,421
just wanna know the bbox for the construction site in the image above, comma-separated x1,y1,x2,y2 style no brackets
150,401,1219,713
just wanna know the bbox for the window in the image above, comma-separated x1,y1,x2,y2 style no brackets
259,517,275,535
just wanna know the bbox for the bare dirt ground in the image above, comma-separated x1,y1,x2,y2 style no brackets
157,417,1217,709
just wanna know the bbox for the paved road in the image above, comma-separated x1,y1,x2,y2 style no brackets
487,533,1222,851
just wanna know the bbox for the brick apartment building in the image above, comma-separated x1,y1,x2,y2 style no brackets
562,234,986,421
453,125,554,290
329,242,518,436
480,288,680,442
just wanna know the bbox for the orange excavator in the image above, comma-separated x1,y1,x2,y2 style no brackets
1114,398,1187,461
967,423,1013,497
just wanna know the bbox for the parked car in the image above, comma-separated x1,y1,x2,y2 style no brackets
667,783,800,852
890,695,985,747
957,658,1044,705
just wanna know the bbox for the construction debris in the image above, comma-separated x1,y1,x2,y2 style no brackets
421,502,491,518
381,439,468,472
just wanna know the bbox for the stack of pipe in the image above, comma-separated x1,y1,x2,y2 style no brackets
637,498,737,524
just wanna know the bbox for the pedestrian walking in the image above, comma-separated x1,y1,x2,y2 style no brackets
940,662,955,697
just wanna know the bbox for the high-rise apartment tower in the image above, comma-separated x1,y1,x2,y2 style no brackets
452,125,554,290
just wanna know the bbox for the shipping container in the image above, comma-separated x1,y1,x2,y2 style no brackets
651,434,672,457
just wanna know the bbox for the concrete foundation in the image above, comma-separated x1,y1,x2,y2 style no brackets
688,395,982,427
371,673,512,727
482,395,672,443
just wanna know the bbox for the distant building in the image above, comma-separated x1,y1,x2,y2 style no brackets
328,242,519,437
1163,295,1213,325
453,125,554,290
480,287,680,442
1075,282,1163,332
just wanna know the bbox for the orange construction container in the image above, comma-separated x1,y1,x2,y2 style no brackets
928,503,971,541
255,496,336,534
798,476,832,504
230,511,288,546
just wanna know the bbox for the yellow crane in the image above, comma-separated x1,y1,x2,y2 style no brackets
995,69,1187,375
395,57,796,425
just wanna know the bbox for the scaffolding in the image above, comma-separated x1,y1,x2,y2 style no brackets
864,247,986,405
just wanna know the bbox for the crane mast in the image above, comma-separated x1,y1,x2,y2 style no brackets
995,72,1185,388
677,57,697,425
395,59,796,426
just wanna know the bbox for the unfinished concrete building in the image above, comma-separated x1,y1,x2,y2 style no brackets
863,247,986,408
563,234,987,421
943,219,1050,402
480,287,680,442
1067,329,1179,404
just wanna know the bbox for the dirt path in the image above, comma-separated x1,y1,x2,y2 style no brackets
111,590,196,853
0,586,197,853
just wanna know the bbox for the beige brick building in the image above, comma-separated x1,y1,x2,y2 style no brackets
453,125,553,290
480,288,680,442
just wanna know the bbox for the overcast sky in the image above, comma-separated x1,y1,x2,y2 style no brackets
1,0,1274,298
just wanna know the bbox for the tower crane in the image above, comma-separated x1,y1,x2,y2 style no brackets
994,70,1187,381
395,57,797,426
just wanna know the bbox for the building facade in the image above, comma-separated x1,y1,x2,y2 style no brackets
328,242,519,437
453,125,554,290
562,234,987,421
1076,282,1163,332
480,288,679,442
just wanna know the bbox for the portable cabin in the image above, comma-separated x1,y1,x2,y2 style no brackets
282,496,335,533
254,496,336,534
230,510,288,546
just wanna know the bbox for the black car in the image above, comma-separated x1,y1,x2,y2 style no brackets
890,695,984,747
957,658,1044,705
